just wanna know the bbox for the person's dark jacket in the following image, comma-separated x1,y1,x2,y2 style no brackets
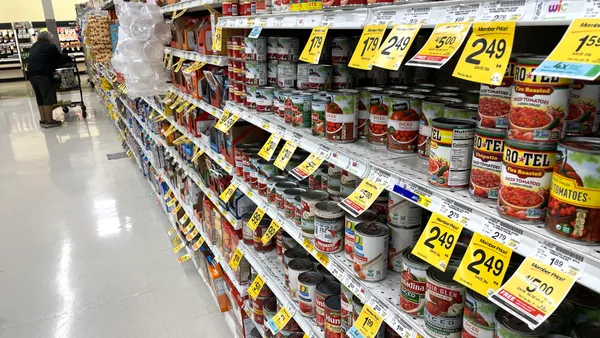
28,40,72,78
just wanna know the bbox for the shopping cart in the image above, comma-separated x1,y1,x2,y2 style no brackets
54,56,88,118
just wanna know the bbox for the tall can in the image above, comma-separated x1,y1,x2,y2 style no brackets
277,37,299,62
388,192,422,227
255,86,274,113
314,201,345,253
312,99,327,137
469,128,506,201
301,190,330,238
326,89,359,143
462,289,498,338
419,97,463,158
291,93,313,128
567,80,600,135
388,223,421,272
385,94,418,151
331,37,356,65
341,284,354,331
357,87,382,138
297,63,310,90
478,56,516,129
333,64,352,89
325,295,342,338
400,248,429,317
316,281,341,327
424,267,466,338
353,221,389,281
277,62,297,88
367,90,391,145
298,271,324,317
428,118,476,190
344,210,378,261
308,64,332,90
267,37,278,60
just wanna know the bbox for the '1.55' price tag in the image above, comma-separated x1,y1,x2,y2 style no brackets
412,212,464,271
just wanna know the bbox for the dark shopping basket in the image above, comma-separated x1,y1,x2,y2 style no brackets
54,56,87,118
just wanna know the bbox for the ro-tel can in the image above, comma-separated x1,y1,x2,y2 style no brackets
236,143,260,177
494,309,550,338
357,87,381,138
266,175,288,200
298,271,324,317
267,60,278,86
291,93,312,127
331,37,355,65
353,221,388,281
301,190,330,238
344,210,378,261
275,181,298,210
388,223,421,272
567,80,600,135
243,148,260,183
548,298,574,336
308,64,332,91
244,36,267,62
364,90,390,145
400,248,428,317
288,258,313,300
419,97,464,158
246,85,258,110
245,61,267,86
369,192,389,224
546,138,600,243
297,63,310,90
462,289,498,338
469,128,506,201
326,89,359,143
445,103,478,121
340,169,357,197
257,159,277,194
325,295,342,338
387,94,423,153
333,65,352,89
478,56,516,129
242,213,254,245
255,86,275,113
284,188,306,221
567,283,600,327
277,37,299,62
509,56,572,143
284,247,309,284
428,118,477,190
388,191,422,227
278,62,297,89
424,267,466,338
254,216,275,251
310,163,328,190
314,201,345,253
498,139,556,222
317,281,341,327
249,154,262,189
267,37,278,60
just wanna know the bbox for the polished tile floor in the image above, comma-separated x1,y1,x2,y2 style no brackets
0,89,230,337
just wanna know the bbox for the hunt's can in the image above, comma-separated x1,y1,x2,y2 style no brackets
325,295,342,338
567,80,599,135
316,281,341,327
309,64,332,90
400,248,428,317
462,289,498,338
357,87,382,138
424,267,466,338
344,210,378,261
419,97,463,158
353,222,388,281
314,201,345,253
469,127,506,201
388,223,421,272
301,190,330,238
255,86,274,113
298,271,324,317
326,89,359,143
387,94,423,153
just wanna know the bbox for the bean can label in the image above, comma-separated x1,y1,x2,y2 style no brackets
366,92,389,145
326,90,358,143
315,217,344,253
498,140,556,221
387,97,419,152
477,60,515,129
469,129,506,200
567,80,599,135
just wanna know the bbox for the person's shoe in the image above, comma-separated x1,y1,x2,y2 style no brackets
45,120,63,128
39,120,48,128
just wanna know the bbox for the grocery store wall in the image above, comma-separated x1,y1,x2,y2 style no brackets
0,0,81,22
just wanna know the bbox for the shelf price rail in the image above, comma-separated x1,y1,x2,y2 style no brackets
164,47,228,67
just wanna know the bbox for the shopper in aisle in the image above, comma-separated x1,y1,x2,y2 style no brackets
28,31,72,128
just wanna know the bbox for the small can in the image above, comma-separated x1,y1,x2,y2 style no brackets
567,80,599,135
428,118,477,190
284,247,309,276
284,188,306,221
353,222,388,281
445,103,479,121
387,94,423,153
478,56,516,129
357,87,381,138
317,281,341,327
298,271,324,317
235,143,260,177
325,295,342,338
333,65,352,89
424,267,466,338
288,258,313,300
277,62,297,88
291,93,313,127
275,181,298,210
388,224,421,272
243,148,260,183
267,37,278,61
297,63,310,90
314,201,345,253
326,89,359,143
469,128,506,201
366,91,390,145
231,36,243,58
245,61,267,86
341,284,353,331
340,169,357,197
301,190,330,238
419,97,463,158
246,85,258,110
344,210,378,261
249,154,262,189
308,64,332,90
494,309,550,338
266,175,288,200
388,192,422,227
244,36,267,62
267,61,278,86
400,248,429,317
255,86,275,113
277,37,299,62
331,37,356,65
254,295,273,325
463,289,499,337
277,90,292,118
254,217,275,251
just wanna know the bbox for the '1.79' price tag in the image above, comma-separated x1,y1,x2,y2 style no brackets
412,212,464,271
349,25,387,70
299,26,329,64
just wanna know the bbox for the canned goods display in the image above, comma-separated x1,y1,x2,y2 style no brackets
308,64,332,90
462,289,498,338
419,97,463,158
291,93,312,127
301,190,330,238
254,217,275,251
341,284,353,330
386,94,418,151
357,87,381,138
277,37,299,62
245,61,267,86
494,309,550,338
244,36,266,61
388,224,421,272
255,86,274,113
297,63,310,90
288,258,313,300
326,89,359,143
316,282,341,327
266,175,288,200
424,267,466,338
278,62,297,88
325,295,342,338
567,80,599,135
275,181,298,209
333,65,352,89
298,271,324,317
400,249,428,317
366,91,390,145
353,221,388,281
388,192,422,227
314,201,345,253
469,128,506,201
478,57,516,129
340,169,357,197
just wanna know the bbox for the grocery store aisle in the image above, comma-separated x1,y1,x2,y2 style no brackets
0,92,230,338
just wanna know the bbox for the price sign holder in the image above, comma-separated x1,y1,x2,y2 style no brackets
533,242,585,278
290,146,330,180
178,254,191,263
258,134,282,161
340,170,391,217
406,22,472,69
261,219,282,244
374,24,422,70
347,304,384,338
274,140,299,170
229,248,244,270
412,213,464,271
300,26,329,64
248,274,266,300
212,26,223,51
481,216,523,249
192,237,205,251
393,183,433,209
349,25,387,70
453,21,516,85
220,181,239,202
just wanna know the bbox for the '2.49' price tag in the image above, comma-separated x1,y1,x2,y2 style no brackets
373,24,422,71
299,26,329,64
412,213,464,271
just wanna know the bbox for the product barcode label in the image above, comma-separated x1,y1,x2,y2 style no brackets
534,241,585,278
444,3,482,22
372,10,397,25
481,216,523,248
283,79,294,87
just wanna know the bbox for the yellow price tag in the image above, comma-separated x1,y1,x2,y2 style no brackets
373,24,422,70
162,91,174,103
349,304,384,338
183,61,204,74
179,214,189,224
164,125,178,137
258,134,282,161
191,148,205,162
217,112,240,133
171,8,187,19
453,233,513,297
219,181,238,202
299,26,329,64
261,219,282,245
229,248,244,270
149,110,156,119
165,189,172,196
267,306,293,334
315,252,329,267
453,21,516,85
184,222,195,234
176,101,191,113
417,194,432,208
349,25,387,70
172,235,180,246
273,141,298,170
340,178,386,216
186,228,199,241
247,274,266,300
168,227,175,236
247,207,266,231
291,152,326,179
192,237,205,251
173,135,187,145
406,22,472,69
302,238,315,253
173,242,185,253
171,204,181,214
166,53,174,69
167,198,177,207
412,213,464,271
173,59,185,73
214,109,230,130
178,254,191,263
184,104,197,116
212,27,223,51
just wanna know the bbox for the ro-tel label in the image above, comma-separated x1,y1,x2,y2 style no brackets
373,24,422,71
489,256,577,329
300,26,329,64
229,247,244,270
453,232,513,297
534,18,600,80
261,219,282,244
412,213,464,271
453,21,516,86
247,274,266,300
290,147,329,180
349,25,387,70
258,133,282,161
340,169,391,218
219,180,238,202
347,304,384,338
406,21,472,69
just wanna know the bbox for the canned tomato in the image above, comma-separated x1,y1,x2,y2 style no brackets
278,63,297,89
469,128,506,201
314,201,345,253
340,169,357,196
333,65,352,89
267,175,288,201
284,247,309,278
275,181,298,209
386,94,419,151
235,143,260,177
267,61,278,86
424,267,466,338
308,65,332,90
388,224,421,272
257,159,277,194
276,89,290,118
317,282,341,327
567,80,599,135
388,192,422,227
365,90,390,145
267,37,278,60
277,37,299,62
297,63,310,90
254,295,273,325
249,155,262,188
341,284,353,330
462,289,498,338
358,87,381,138
509,56,571,143
301,190,330,238
400,249,428,317
325,295,342,338
244,37,266,62
310,164,328,190
245,61,267,86
478,57,516,129
284,188,306,221
354,221,388,281
243,148,260,182
546,138,600,243
428,118,476,190
262,297,277,329
494,309,550,338
288,258,313,300
255,86,274,113
419,97,463,158
310,99,327,137
331,37,356,65
298,271,324,317
222,0,238,16
291,93,312,127
246,86,257,110
369,192,389,224
231,36,243,58
498,139,556,222
254,217,275,251
326,89,359,143
344,210,378,261
445,103,478,121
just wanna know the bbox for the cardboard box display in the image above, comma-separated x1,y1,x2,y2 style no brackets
219,122,267,166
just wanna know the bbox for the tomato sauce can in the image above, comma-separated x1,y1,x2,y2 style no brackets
284,188,306,221
462,289,498,338
546,138,600,243
266,175,288,201
236,143,260,177
283,247,309,284
301,190,330,238
509,56,572,143
326,89,359,143
366,91,390,145
298,271,324,317
277,37,299,62
424,267,466,338
316,282,341,327
567,80,599,135
388,192,422,227
498,139,556,222
469,128,506,201
419,97,463,158
400,248,428,317
388,224,421,272
478,56,516,129
333,65,352,89
310,164,328,190
444,103,478,121
255,86,274,113
275,181,298,209
277,62,297,88
494,310,550,338
312,99,327,137
243,148,260,183
245,61,267,86
428,118,476,190
341,284,354,330
344,210,378,261
353,221,388,281
331,37,356,65
254,218,275,251
358,87,382,138
308,64,332,90
386,94,420,152
314,201,345,253
325,295,342,338
288,258,313,300
291,93,312,128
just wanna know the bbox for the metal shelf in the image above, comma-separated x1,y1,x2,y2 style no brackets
165,47,228,67
160,0,222,13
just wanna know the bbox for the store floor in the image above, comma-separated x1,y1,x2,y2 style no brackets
0,90,231,338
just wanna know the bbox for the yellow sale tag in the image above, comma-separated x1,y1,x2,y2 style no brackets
171,204,182,214
184,104,197,116
171,8,187,19
349,25,387,70
214,109,230,131
454,233,513,297
248,274,266,300
273,141,298,170
173,135,187,145
417,194,432,208
162,91,174,103
149,110,156,119
412,213,464,271
219,181,238,202
179,214,189,224
186,228,199,241
374,24,422,70
258,134,282,161
212,27,223,51
247,207,266,231
316,252,329,267
341,178,386,216
302,238,315,253
167,198,177,207
172,235,180,246
261,219,282,245
183,222,194,234
191,147,205,162
192,237,205,251
267,306,293,334
183,61,202,74
229,248,244,270
166,53,174,69
453,21,516,85
299,26,329,64
406,22,472,69
290,152,326,179
173,59,185,73
173,242,185,253
168,227,175,236
176,101,191,113
178,254,191,263
217,112,240,133
349,304,384,338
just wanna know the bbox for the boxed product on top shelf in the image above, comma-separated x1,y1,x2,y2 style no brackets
170,59,233,110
